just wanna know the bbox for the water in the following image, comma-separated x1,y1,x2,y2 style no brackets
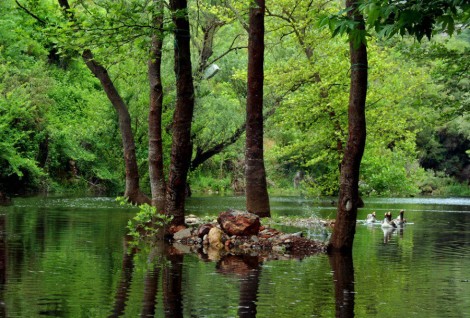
0,195,469,317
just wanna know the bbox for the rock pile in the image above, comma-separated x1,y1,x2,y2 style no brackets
170,209,327,259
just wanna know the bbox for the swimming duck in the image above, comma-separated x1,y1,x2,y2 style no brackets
381,212,397,229
366,211,377,223
394,210,406,226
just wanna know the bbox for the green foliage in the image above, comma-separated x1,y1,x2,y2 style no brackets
358,0,470,40
117,196,173,243
1,0,467,198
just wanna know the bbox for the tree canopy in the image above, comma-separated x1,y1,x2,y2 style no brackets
0,0,468,199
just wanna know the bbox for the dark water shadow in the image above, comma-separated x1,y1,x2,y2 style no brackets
329,253,355,318
108,234,186,318
162,248,184,318
109,235,138,318
216,254,261,318
0,214,7,317
140,247,162,317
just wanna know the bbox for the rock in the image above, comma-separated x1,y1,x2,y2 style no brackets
173,228,192,240
272,246,285,253
251,235,259,243
217,209,260,236
169,224,187,234
197,223,214,238
208,227,224,249
207,246,222,261
172,242,192,254
186,217,199,224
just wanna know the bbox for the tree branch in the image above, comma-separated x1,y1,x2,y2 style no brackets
15,0,47,25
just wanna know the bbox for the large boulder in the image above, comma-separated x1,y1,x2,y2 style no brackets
217,209,260,236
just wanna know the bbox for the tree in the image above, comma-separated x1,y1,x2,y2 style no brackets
165,0,196,227
328,0,368,253
54,0,150,204
245,0,270,217
148,0,167,212
325,0,470,252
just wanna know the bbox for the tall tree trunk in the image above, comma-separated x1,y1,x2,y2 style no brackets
82,50,150,205
328,1,368,253
245,0,270,218
166,0,195,227
57,0,149,205
148,0,166,212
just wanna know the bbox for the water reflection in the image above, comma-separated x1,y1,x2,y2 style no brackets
382,228,396,244
0,214,7,317
1,196,470,317
215,255,261,318
329,253,355,318
109,235,138,317
163,250,184,318
141,249,161,317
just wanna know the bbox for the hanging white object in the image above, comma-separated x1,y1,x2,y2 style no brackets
203,64,220,79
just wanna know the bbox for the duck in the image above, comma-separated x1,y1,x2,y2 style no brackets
394,210,407,226
366,211,377,224
381,212,397,229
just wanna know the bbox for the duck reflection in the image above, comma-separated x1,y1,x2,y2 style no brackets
382,227,396,244
329,252,355,318
216,255,261,318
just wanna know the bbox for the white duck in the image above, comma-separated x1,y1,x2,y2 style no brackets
381,212,397,229
366,211,377,224
394,210,406,226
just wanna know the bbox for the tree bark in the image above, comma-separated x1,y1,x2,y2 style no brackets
245,0,270,217
82,50,150,205
165,0,195,226
328,1,368,253
148,0,167,212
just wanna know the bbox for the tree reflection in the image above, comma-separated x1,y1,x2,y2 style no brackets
216,255,261,318
109,235,137,318
0,214,7,317
140,248,161,317
163,248,184,318
329,252,355,318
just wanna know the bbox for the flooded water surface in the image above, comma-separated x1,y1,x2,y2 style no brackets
0,195,469,317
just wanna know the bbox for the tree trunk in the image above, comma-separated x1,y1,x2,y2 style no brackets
328,1,367,253
148,0,166,212
56,0,149,205
165,0,195,227
82,50,150,205
245,0,270,217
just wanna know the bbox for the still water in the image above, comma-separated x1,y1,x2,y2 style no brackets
0,195,469,317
